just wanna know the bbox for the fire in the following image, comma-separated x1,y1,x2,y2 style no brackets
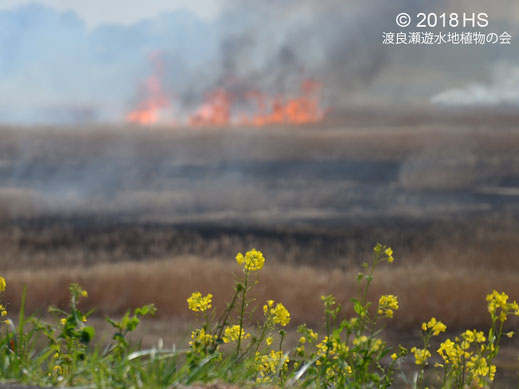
126,52,169,125
127,55,325,127
241,80,324,126
189,88,231,126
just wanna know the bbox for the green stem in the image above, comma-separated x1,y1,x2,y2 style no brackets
279,332,285,352
210,287,240,354
253,324,270,356
236,270,250,357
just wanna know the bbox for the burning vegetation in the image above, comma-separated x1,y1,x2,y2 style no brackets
126,54,326,127
125,52,170,125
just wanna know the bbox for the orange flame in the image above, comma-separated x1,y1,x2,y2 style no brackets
189,88,231,126
126,55,325,127
127,52,169,125
241,80,324,126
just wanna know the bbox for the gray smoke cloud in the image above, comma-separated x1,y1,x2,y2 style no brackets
0,0,517,124
431,63,519,106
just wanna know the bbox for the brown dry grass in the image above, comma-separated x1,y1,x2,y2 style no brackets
1,121,519,332
3,255,518,330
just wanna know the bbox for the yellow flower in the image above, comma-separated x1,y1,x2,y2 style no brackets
222,325,250,343
437,339,464,368
371,338,383,352
507,331,514,338
378,295,399,318
391,353,398,361
353,335,368,346
81,290,88,297
263,300,290,326
236,249,265,272
462,329,485,344
60,318,67,325
0,305,6,317
486,290,518,321
466,354,495,385
308,329,318,341
431,322,447,336
189,328,215,351
316,336,349,360
411,347,431,365
263,300,274,315
384,247,395,263
187,292,213,312
490,364,497,381
0,276,5,292
423,317,447,336
266,336,273,346
255,350,289,383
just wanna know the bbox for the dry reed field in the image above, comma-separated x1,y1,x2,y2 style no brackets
2,252,519,330
0,117,518,386
0,115,519,345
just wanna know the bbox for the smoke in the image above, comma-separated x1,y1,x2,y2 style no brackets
210,0,440,104
0,0,465,124
431,63,519,106
1,0,517,123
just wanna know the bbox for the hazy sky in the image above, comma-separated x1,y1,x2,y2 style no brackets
0,0,517,124
0,0,224,26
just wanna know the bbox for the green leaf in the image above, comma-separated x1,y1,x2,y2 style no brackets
80,326,95,344
135,304,157,317
106,317,122,331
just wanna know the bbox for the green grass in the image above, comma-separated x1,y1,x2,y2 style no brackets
0,244,517,388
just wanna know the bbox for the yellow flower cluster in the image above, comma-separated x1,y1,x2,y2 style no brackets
370,338,384,352
486,290,519,321
437,339,465,368
410,347,431,365
421,317,447,336
351,336,383,352
236,249,265,272
296,328,318,356
437,329,487,370
187,292,213,312
255,350,289,383
437,334,496,384
378,295,399,318
0,276,6,319
295,337,305,355
316,336,349,364
374,244,395,263
352,335,368,346
189,328,216,351
462,329,486,345
263,300,290,326
325,364,352,381
384,247,395,263
307,329,318,342
466,355,496,384
222,325,250,343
